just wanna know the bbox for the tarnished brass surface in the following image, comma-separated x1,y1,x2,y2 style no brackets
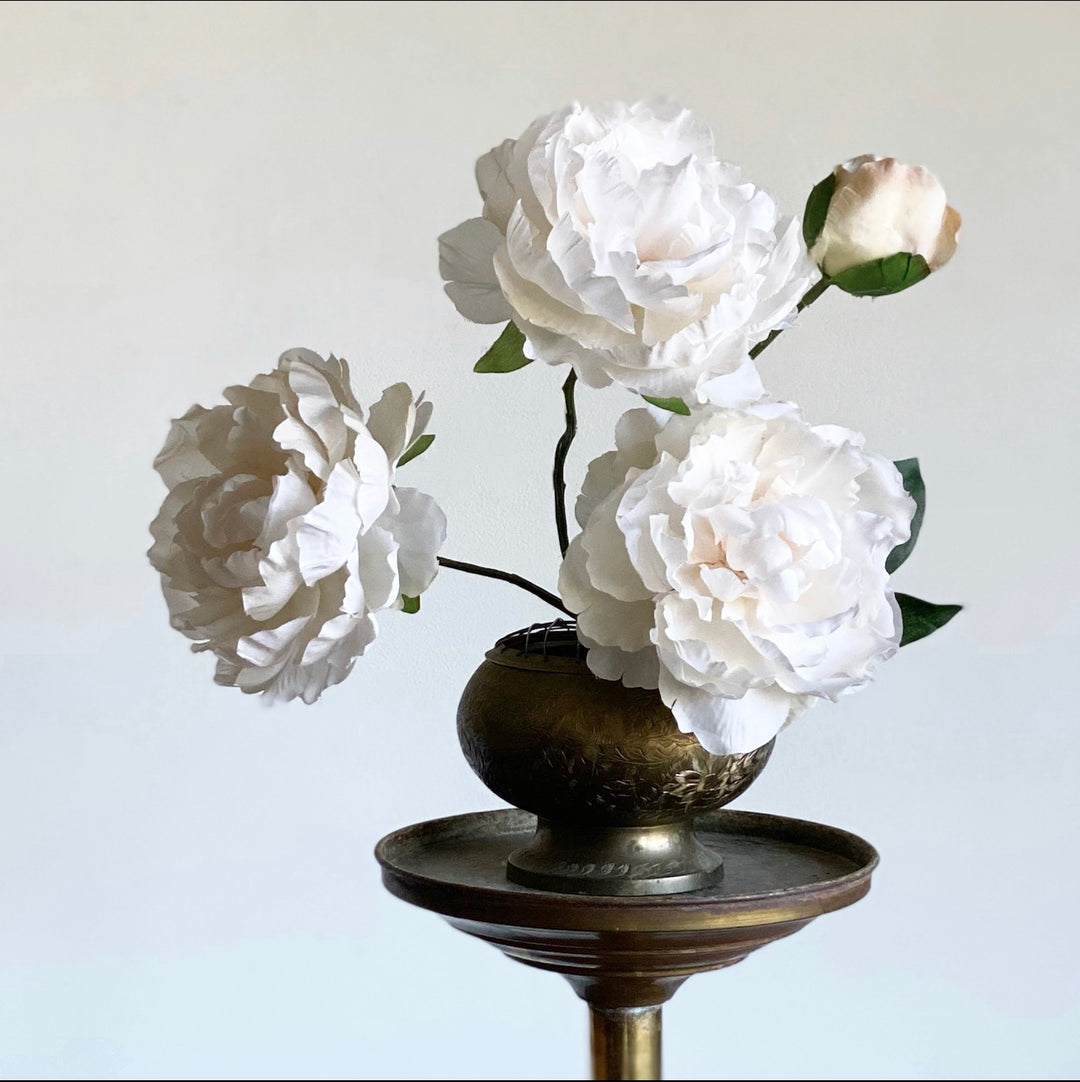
506,818,721,896
457,638,773,894
458,646,774,827
590,1006,660,1081
377,808,876,992
376,809,878,1078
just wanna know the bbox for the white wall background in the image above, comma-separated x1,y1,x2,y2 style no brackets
1,2,1077,1078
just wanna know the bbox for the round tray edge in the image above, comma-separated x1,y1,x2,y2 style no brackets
375,807,878,933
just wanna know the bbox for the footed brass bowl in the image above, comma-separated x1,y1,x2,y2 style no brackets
456,622,773,895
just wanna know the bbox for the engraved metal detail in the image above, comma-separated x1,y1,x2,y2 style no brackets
456,623,775,894
457,636,773,829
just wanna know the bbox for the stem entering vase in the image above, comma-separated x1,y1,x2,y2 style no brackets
436,369,580,618
437,556,571,616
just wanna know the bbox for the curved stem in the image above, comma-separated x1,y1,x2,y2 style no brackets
553,371,578,557
438,556,572,616
749,278,831,360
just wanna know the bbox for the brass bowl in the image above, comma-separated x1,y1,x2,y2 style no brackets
457,623,773,895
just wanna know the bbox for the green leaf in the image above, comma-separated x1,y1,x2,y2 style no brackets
802,172,837,250
474,322,531,373
829,252,932,297
401,595,420,614
641,394,691,415
886,458,926,574
897,593,962,646
397,433,434,468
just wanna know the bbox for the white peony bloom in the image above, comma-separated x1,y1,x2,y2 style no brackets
439,100,819,404
148,349,447,703
809,155,960,277
559,403,915,754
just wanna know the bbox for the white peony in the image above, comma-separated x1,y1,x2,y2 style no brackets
809,155,960,277
439,99,819,404
148,349,447,703
559,403,915,754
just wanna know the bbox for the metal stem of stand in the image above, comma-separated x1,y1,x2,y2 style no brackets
590,1005,661,1080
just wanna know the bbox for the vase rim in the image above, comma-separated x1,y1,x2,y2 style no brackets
485,641,593,676
486,619,593,675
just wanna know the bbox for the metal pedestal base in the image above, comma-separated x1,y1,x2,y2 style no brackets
507,817,722,896
376,808,878,1080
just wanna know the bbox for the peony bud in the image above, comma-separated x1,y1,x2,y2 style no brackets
803,155,960,296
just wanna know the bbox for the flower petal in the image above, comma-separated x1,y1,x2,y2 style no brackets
438,218,512,324
150,351,447,704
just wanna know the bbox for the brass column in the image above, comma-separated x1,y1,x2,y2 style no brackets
589,1005,662,1080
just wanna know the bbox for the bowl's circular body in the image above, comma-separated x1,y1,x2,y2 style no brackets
457,639,773,830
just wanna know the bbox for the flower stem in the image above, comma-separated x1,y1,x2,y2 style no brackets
553,371,578,557
749,278,831,360
438,556,572,616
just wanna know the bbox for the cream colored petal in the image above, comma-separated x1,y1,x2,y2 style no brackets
476,138,518,232
658,671,797,755
294,460,364,587
153,406,229,488
366,382,419,463
383,487,447,598
581,484,653,603
352,525,399,614
438,217,513,324
585,644,660,689
929,204,961,270
243,516,308,622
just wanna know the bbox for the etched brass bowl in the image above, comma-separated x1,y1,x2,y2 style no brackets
457,622,773,896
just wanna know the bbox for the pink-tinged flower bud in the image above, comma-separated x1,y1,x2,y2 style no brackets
804,156,960,296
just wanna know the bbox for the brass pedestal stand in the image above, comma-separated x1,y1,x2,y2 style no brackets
376,808,877,1081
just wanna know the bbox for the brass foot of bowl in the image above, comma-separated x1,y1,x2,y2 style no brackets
507,817,722,896
457,621,773,897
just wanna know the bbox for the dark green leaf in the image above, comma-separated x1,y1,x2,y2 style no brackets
802,172,837,250
829,252,932,297
397,433,434,468
401,595,420,614
897,593,961,646
474,322,531,373
886,458,926,574
641,394,691,416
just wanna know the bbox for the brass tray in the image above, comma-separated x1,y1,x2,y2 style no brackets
377,808,878,1080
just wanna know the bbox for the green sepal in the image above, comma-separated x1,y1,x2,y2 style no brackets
401,595,420,614
397,433,434,468
886,458,926,574
897,593,961,646
829,252,932,297
802,172,837,250
474,322,532,373
641,394,691,416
